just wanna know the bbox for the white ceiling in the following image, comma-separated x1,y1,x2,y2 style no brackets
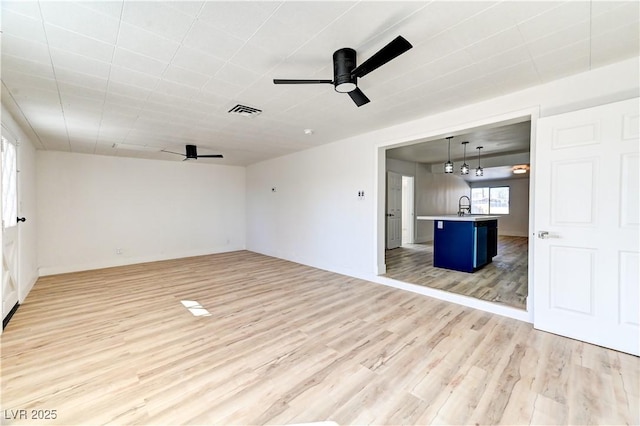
1,1,638,166
387,119,531,164
387,119,531,181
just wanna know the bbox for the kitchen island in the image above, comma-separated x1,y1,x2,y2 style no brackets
417,215,499,273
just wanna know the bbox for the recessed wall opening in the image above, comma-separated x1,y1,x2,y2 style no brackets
380,115,532,312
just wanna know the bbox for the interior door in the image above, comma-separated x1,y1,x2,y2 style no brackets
401,176,414,245
2,136,20,325
534,97,639,355
386,171,402,249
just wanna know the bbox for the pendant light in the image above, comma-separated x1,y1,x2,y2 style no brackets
475,146,484,177
444,136,454,174
460,141,469,175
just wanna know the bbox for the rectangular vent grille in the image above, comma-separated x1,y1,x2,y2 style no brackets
228,104,262,117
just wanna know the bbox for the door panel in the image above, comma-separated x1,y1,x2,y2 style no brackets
386,172,402,249
620,152,639,227
534,97,639,355
551,159,596,225
619,251,639,327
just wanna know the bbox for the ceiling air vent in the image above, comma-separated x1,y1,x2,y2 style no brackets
228,104,262,117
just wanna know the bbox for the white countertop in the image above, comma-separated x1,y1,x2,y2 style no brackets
417,215,500,222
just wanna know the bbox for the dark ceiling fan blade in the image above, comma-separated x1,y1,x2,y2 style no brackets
351,35,413,78
197,154,224,158
348,87,370,107
161,149,185,157
273,79,333,84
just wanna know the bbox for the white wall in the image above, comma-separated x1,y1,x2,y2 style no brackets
470,178,530,237
37,152,246,275
246,58,639,285
1,104,39,301
246,135,374,277
386,158,417,177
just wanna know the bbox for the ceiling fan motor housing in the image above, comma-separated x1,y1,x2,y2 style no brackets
333,48,357,93
185,144,198,159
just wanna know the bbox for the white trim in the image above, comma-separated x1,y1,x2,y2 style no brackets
0,123,19,143
526,108,540,318
372,275,530,323
38,245,245,276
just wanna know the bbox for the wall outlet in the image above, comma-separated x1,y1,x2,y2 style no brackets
116,248,122,255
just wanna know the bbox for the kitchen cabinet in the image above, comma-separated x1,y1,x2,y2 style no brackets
417,215,499,273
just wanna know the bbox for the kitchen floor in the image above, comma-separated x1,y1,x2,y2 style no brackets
384,236,528,309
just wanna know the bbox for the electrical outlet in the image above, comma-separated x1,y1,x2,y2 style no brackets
116,248,122,255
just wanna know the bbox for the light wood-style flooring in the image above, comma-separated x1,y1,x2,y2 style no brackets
384,236,528,309
2,250,638,425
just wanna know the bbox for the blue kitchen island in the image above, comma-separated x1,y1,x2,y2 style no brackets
417,215,499,273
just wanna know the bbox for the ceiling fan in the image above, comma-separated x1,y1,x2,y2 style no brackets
162,144,223,160
273,35,412,107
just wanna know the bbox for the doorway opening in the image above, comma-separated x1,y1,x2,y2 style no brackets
380,115,533,313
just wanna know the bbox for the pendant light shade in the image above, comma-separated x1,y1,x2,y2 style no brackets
475,146,484,177
460,141,469,175
444,136,454,174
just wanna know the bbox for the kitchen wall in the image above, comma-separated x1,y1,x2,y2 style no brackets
247,57,639,281
387,157,472,243
37,151,246,275
470,178,530,237
415,164,470,242
1,103,39,301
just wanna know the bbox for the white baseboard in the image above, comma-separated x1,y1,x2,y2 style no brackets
38,245,245,276
499,231,529,237
19,274,39,303
414,238,433,244
370,275,532,323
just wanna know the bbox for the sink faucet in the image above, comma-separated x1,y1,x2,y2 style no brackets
458,195,471,216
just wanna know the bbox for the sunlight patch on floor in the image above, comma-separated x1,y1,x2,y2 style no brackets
181,300,211,317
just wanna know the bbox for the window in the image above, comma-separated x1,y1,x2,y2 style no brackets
2,136,17,228
471,186,509,214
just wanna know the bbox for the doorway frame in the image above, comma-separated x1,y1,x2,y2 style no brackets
1,127,21,332
374,107,538,323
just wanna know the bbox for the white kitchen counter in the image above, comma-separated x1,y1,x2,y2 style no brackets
417,215,500,222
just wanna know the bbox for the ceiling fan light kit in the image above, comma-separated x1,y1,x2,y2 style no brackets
274,35,413,107
513,165,528,174
333,48,357,93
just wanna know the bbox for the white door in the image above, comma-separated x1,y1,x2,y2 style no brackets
401,176,414,245
386,172,402,249
534,97,639,355
2,136,20,325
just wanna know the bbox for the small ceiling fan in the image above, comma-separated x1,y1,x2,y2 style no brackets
273,35,412,107
162,144,223,160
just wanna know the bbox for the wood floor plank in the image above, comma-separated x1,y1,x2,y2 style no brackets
1,250,637,425
385,236,529,309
